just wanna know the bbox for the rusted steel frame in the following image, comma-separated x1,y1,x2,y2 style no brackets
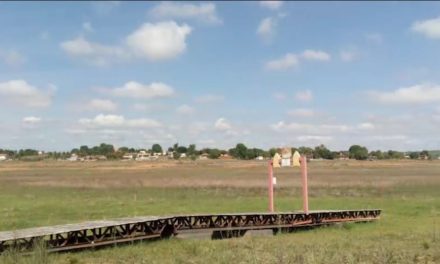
0,210,381,253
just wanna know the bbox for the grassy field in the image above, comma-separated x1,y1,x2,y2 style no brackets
0,159,439,263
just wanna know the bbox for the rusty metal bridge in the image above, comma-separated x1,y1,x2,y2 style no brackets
0,209,381,253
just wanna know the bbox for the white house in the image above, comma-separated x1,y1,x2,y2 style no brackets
0,154,7,161
122,153,135,160
67,153,78,161
136,151,151,161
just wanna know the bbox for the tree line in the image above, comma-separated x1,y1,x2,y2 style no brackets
0,143,436,161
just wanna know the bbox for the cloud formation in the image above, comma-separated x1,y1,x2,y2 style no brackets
369,83,440,104
61,21,192,65
108,81,174,99
257,17,277,41
22,116,42,124
0,80,53,107
259,1,283,10
85,99,117,112
301,50,331,61
60,37,128,66
411,16,440,39
266,50,330,70
79,114,162,129
265,53,298,70
150,2,222,24
126,21,192,61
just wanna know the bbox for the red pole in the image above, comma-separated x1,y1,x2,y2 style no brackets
268,160,274,212
301,156,309,214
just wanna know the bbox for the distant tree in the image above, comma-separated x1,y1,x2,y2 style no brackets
235,143,248,159
18,149,38,157
177,146,187,153
314,144,333,159
79,145,90,156
269,148,278,157
118,147,129,153
409,152,419,159
298,147,314,158
71,148,79,154
228,148,238,158
387,150,404,159
187,144,196,155
348,145,368,160
208,149,221,159
370,150,384,160
98,143,115,157
330,151,339,160
173,152,181,160
152,144,163,153
173,143,179,152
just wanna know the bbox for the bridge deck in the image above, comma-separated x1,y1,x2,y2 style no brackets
0,209,381,253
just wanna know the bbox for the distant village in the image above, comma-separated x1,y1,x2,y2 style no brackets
0,143,438,162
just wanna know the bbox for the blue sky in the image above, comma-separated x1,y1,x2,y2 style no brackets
1,1,440,151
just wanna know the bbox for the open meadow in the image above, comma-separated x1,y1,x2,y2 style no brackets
0,159,439,263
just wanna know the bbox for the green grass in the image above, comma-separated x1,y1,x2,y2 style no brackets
0,160,439,263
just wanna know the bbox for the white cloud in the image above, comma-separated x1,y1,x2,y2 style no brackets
0,80,53,107
22,116,42,124
194,94,224,103
411,16,440,39
176,104,195,115
213,118,248,137
150,2,222,24
265,53,298,71
214,117,232,131
295,90,313,102
365,33,383,44
79,114,162,129
60,37,129,66
266,50,331,70
61,21,192,65
257,17,276,41
357,122,375,130
0,50,26,67
287,108,315,117
301,50,331,61
85,99,117,112
82,22,94,32
369,83,440,104
339,49,359,62
109,81,174,99
259,1,283,10
126,21,192,61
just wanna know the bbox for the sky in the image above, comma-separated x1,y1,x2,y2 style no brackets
1,1,440,152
